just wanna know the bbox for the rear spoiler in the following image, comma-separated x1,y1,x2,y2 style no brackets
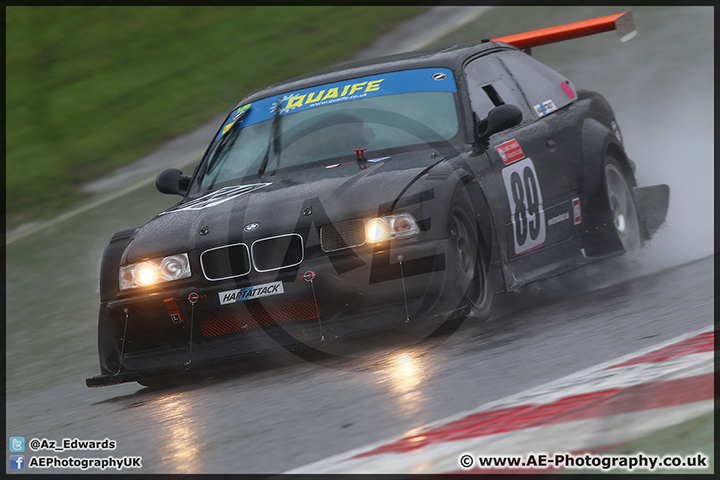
485,11,636,50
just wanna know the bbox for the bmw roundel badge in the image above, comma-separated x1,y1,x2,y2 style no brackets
244,222,259,232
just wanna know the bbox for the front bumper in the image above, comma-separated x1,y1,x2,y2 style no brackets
88,237,470,386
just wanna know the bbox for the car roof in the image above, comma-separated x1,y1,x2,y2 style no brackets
238,41,515,105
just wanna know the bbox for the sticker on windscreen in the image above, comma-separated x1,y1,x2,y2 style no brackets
534,99,557,117
214,68,457,140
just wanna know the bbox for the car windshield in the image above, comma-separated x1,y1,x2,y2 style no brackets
196,68,460,192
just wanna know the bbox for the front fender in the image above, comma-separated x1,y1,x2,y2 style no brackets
99,227,139,302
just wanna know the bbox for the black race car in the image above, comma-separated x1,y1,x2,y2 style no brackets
87,12,668,387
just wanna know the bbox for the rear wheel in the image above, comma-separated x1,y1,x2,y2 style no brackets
604,157,641,253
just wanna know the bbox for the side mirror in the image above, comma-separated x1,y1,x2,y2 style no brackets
477,104,523,140
156,168,190,196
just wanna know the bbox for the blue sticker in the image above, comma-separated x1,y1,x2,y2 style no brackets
215,68,456,140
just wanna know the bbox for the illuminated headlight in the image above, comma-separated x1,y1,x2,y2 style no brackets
365,214,420,243
366,218,391,242
119,253,191,290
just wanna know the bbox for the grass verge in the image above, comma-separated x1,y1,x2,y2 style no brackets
562,411,714,474
6,6,428,230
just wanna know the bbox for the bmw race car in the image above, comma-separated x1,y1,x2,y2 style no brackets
87,12,669,387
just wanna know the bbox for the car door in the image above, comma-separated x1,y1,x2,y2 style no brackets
464,49,585,288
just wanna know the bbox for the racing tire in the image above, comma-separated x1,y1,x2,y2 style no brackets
433,189,493,335
604,156,641,254
450,201,479,302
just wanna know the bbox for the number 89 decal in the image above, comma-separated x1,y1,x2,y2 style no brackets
501,157,546,255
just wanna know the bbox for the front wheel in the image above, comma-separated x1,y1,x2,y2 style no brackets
604,157,641,253
447,190,493,321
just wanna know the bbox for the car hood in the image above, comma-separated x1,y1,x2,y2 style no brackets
123,149,456,262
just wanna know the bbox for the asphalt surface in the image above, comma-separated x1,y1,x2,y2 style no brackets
5,6,713,475
7,253,712,473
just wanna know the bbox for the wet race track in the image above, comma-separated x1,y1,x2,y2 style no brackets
5,6,713,474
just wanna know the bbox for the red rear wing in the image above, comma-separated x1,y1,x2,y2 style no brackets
488,11,636,49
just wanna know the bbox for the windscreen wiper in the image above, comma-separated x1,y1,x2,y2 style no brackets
258,97,283,178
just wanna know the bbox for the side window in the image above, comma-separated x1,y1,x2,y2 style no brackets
496,50,576,118
464,54,532,121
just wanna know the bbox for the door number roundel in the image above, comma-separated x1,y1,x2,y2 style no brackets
502,157,546,254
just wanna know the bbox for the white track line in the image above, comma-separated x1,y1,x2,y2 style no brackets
306,401,714,474
287,325,714,473
5,154,200,246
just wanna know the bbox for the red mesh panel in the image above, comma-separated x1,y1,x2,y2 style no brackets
200,295,320,338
